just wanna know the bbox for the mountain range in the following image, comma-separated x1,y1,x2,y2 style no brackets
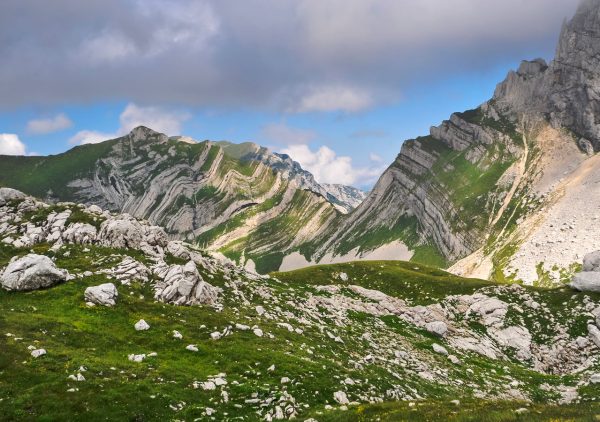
2,0,600,284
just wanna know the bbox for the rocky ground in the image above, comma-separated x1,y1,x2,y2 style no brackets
2,188,600,420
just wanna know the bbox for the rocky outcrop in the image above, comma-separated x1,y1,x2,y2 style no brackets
0,254,68,291
153,261,221,306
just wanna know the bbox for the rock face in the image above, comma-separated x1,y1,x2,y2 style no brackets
0,127,356,273
0,254,68,291
84,283,118,306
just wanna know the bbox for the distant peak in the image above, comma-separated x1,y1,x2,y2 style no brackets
127,126,168,144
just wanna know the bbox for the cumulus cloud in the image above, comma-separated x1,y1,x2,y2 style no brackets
119,103,191,134
282,144,386,186
0,0,579,112
260,122,316,145
69,103,190,144
0,134,27,155
26,113,73,135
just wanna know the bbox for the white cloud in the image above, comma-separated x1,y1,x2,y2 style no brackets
290,86,373,113
369,152,383,162
69,103,190,145
281,144,385,186
0,134,27,155
26,113,73,135
69,130,116,145
119,103,190,135
260,122,316,145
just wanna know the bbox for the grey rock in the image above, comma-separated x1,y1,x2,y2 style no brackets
432,343,448,355
0,254,68,291
0,188,26,206
84,283,118,307
154,261,221,306
62,223,97,245
588,324,600,349
570,272,600,293
98,216,144,249
583,251,600,272
425,321,448,337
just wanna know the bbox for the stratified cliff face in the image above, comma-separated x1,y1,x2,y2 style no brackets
309,0,600,277
0,127,347,272
311,105,523,266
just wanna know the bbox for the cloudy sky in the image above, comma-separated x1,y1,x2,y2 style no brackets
0,0,580,188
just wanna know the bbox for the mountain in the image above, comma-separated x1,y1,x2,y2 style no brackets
0,128,365,273
321,183,368,213
298,0,600,285
3,188,600,420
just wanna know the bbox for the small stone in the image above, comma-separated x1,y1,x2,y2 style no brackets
31,349,46,358
333,391,349,405
134,319,150,331
432,343,448,355
186,344,199,352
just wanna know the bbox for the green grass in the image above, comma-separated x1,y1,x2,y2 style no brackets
273,260,492,305
311,400,600,421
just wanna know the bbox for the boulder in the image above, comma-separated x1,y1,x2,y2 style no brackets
492,325,532,360
583,251,600,272
570,272,600,293
0,188,26,206
0,254,68,291
425,321,448,337
62,223,97,245
84,283,118,306
98,216,144,249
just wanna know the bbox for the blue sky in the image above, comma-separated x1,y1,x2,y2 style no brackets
0,0,579,189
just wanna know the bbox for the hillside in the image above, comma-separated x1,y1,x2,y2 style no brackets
2,189,600,420
0,128,359,273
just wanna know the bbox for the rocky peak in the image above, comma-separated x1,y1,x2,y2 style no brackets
127,126,169,144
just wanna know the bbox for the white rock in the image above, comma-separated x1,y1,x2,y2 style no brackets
333,391,349,405
134,319,150,331
425,321,448,337
253,328,264,337
84,283,118,307
128,354,145,362
432,343,448,355
172,330,183,339
571,272,600,293
1,254,68,291
186,344,199,352
31,348,46,358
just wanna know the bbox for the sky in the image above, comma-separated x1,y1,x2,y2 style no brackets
0,0,581,189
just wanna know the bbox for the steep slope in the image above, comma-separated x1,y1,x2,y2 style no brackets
0,128,348,272
297,0,600,284
3,189,600,420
